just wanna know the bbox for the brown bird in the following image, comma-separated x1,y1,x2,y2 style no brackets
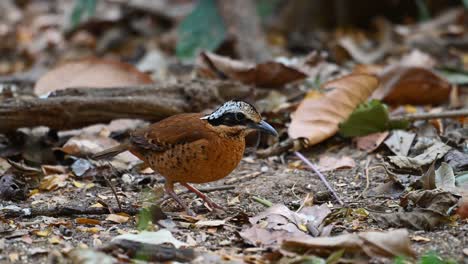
93,100,277,215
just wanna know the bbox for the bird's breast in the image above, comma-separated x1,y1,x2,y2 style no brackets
146,136,245,184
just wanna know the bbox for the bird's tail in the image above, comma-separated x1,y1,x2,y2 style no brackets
92,144,129,160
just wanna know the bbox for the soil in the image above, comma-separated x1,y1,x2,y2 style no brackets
0,143,467,264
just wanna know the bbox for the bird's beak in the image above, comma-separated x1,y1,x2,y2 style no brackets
250,120,278,137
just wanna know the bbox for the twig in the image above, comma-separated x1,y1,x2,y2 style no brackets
224,172,262,185
358,156,372,198
390,109,468,122
251,196,273,207
105,162,122,210
294,151,344,205
1,206,139,218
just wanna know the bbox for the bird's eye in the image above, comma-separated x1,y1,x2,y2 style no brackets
235,112,245,121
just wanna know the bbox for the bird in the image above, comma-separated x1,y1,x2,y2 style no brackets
93,100,278,215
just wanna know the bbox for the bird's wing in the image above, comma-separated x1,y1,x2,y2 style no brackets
130,113,211,152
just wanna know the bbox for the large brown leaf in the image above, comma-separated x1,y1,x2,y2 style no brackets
34,58,153,96
372,66,451,105
288,74,379,144
197,51,307,88
282,229,415,259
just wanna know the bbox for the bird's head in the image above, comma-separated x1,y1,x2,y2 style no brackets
201,100,278,137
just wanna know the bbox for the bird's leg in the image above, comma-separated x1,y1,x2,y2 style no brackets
180,182,224,210
164,181,195,216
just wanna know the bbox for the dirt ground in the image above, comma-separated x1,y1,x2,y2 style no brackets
1,141,466,264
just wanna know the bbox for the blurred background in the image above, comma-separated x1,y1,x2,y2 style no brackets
0,0,467,82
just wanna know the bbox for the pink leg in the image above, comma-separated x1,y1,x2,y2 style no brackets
164,181,195,216
180,182,224,210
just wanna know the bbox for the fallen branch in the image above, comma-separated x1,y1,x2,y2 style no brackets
0,80,254,133
1,205,139,218
390,109,468,122
101,240,195,263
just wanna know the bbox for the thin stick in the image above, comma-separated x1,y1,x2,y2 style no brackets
103,163,122,210
2,206,139,218
251,196,273,207
358,156,372,198
390,109,468,122
294,151,344,205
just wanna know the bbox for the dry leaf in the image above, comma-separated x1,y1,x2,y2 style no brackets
39,174,68,191
354,131,389,152
112,229,187,248
197,51,307,88
106,214,129,224
75,218,101,225
239,204,331,248
384,130,415,156
282,229,415,259
373,66,451,105
372,189,460,230
60,134,119,156
288,74,379,144
317,156,355,172
34,58,153,96
388,138,451,170
195,220,225,228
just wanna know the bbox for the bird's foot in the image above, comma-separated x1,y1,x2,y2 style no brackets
164,181,195,216
181,183,225,211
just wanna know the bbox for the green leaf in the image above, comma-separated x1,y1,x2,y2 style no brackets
463,0,468,9
176,0,226,61
136,207,152,231
436,69,468,84
256,0,280,19
70,0,97,29
415,0,431,22
338,100,409,137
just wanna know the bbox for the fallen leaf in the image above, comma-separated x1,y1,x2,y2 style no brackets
410,235,431,242
106,214,129,224
195,220,225,228
367,181,405,199
0,158,11,176
372,189,460,230
60,134,119,156
68,249,116,264
354,131,389,152
288,74,379,144
239,204,331,248
388,138,451,170
76,218,101,225
39,174,68,191
112,229,187,248
384,130,416,156
0,174,27,201
197,51,307,88
435,162,456,191
444,150,468,174
317,156,355,172
48,236,62,244
373,66,451,105
338,100,408,137
9,253,19,262
282,229,415,259
34,58,153,96
33,229,50,237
